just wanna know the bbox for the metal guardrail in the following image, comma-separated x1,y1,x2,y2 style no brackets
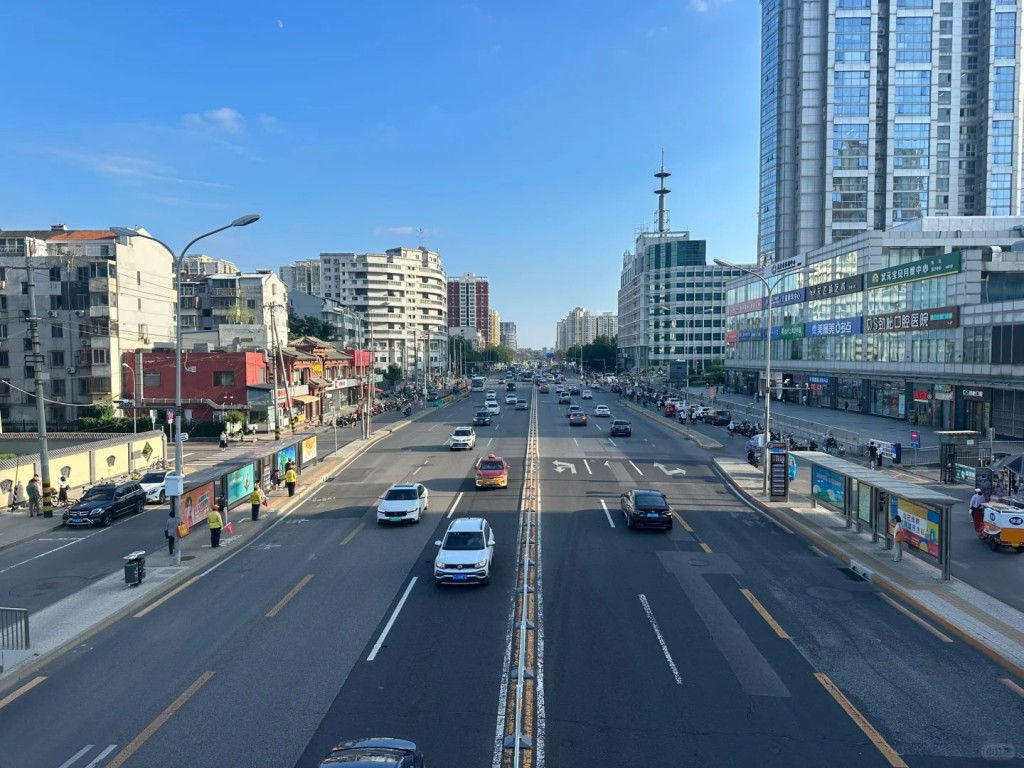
0,606,29,650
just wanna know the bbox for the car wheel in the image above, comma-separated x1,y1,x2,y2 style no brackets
481,574,490,586
159,491,166,504
434,578,444,587
134,502,144,514
101,510,113,527
991,537,999,551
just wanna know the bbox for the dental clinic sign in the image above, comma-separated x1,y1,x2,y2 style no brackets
865,306,959,333
867,252,962,289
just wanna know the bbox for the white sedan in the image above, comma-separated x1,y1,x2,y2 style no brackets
485,402,501,415
505,393,518,404
581,390,593,400
593,405,611,417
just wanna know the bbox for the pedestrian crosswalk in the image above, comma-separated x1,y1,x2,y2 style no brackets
181,444,263,471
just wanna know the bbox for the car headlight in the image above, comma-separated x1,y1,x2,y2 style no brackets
474,558,488,568
92,507,105,516
435,558,446,569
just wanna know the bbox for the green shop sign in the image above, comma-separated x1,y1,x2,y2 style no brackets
954,464,976,485
779,323,806,340
867,252,961,289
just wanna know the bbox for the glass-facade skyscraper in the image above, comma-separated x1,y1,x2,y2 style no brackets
758,0,1024,266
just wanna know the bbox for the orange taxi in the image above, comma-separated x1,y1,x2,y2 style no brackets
476,454,510,489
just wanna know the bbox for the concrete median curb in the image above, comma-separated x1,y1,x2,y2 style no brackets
712,460,1024,682
618,399,724,450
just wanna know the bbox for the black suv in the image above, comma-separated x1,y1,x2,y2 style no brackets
63,480,146,527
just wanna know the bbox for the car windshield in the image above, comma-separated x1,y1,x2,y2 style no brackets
139,473,165,484
479,460,505,472
634,492,668,509
385,488,417,501
476,411,489,417
453,429,472,437
444,531,486,550
83,487,115,501
613,421,629,427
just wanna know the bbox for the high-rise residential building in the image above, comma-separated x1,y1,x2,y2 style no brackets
555,307,596,351
279,258,322,296
499,321,518,351
593,312,618,340
617,163,748,374
182,254,238,275
0,225,175,430
317,247,448,375
758,0,1024,266
488,309,500,349
447,272,490,344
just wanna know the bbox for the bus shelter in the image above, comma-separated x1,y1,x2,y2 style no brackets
792,451,959,580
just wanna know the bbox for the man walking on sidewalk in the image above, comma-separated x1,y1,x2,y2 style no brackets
867,441,878,469
969,488,986,534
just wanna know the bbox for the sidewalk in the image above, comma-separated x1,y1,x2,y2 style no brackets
0,419,412,692
714,456,1024,681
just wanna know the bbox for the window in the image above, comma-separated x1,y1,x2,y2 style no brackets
143,371,162,388
994,67,1015,112
51,379,66,397
833,124,869,168
995,12,1017,58
837,0,870,6
990,173,1012,215
0,296,5,310
51,323,64,338
991,120,1013,166
896,17,932,63
0,351,8,367
23,338,33,352
897,0,931,5
893,123,929,168
833,176,869,221
834,71,870,117
835,17,870,63
213,371,236,386
92,349,109,365
895,70,931,115
893,176,929,220
21,281,28,295
25,364,35,379
49,350,65,367
0,324,6,339
49,294,63,310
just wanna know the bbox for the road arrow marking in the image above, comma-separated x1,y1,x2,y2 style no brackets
653,462,686,477
553,460,577,474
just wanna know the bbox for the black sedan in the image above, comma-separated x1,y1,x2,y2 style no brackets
621,489,673,530
473,410,492,426
320,737,424,766
610,419,632,437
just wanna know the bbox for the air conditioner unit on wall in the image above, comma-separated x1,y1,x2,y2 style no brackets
74,310,85,317
66,367,77,375
81,338,91,347
47,310,58,317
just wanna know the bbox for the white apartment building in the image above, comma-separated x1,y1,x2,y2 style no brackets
499,321,518,351
182,254,238,276
759,0,1024,266
179,269,288,347
594,312,618,340
0,226,174,430
317,247,448,376
279,259,322,296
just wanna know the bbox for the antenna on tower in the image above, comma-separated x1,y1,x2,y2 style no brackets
654,151,671,234
416,227,425,247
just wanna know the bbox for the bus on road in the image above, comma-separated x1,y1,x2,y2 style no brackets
471,376,486,392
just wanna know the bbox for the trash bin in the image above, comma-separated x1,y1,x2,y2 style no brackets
124,550,147,587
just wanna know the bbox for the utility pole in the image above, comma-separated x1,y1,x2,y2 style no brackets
26,241,53,517
269,304,293,436
269,307,280,440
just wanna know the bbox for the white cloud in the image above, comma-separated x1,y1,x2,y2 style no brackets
259,114,282,133
375,225,415,236
28,145,232,189
690,0,710,11
182,107,245,134
646,25,670,37
276,19,284,29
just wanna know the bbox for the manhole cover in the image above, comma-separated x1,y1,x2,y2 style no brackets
8,576,87,597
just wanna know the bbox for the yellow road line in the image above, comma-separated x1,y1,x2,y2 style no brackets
814,673,907,767
106,671,214,768
999,677,1024,698
340,523,364,546
699,542,713,554
673,512,694,532
878,593,953,643
134,573,203,619
739,588,790,639
0,676,46,710
266,574,314,618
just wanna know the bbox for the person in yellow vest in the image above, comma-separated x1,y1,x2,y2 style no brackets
208,507,224,548
250,484,267,521
284,466,298,497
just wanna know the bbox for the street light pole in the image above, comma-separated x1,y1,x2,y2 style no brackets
111,216,260,550
716,258,799,493
121,363,137,473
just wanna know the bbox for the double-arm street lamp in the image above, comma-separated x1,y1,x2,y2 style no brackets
111,215,260,547
714,257,800,493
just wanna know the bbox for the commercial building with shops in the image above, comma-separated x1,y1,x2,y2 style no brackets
723,217,1024,438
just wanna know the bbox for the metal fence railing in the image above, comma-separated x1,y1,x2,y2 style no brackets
0,606,29,650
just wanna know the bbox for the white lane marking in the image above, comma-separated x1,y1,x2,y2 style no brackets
600,499,615,528
58,746,94,768
552,460,576,474
83,744,118,768
638,594,682,685
583,459,592,475
0,529,105,576
182,452,194,458
428,424,438,431
367,577,418,661
412,467,422,475
653,462,686,476
608,438,617,447
629,460,644,476
573,438,579,447
487,437,494,447
448,491,463,519
878,593,953,643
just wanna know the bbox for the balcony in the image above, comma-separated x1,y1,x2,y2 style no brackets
89,276,117,293
89,305,117,318
210,287,239,297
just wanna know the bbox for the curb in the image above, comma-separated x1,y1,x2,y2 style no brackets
713,462,1024,682
618,399,724,450
0,425,399,698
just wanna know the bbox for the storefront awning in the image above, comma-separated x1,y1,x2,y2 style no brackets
294,394,319,404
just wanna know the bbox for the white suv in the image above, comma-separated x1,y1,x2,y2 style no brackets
434,517,495,586
449,426,477,450
376,483,428,524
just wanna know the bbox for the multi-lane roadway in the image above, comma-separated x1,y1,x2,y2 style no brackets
0,379,1021,767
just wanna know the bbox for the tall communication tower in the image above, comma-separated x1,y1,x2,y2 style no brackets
654,153,671,234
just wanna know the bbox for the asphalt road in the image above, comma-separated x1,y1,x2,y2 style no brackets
0,379,1021,767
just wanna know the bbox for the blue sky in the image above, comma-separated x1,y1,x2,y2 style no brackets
2,0,761,348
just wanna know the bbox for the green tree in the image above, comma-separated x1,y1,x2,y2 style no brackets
382,363,402,383
226,303,258,324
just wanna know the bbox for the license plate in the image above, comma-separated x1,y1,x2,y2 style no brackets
388,517,402,522
647,512,660,518
453,574,468,581
72,518,84,524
